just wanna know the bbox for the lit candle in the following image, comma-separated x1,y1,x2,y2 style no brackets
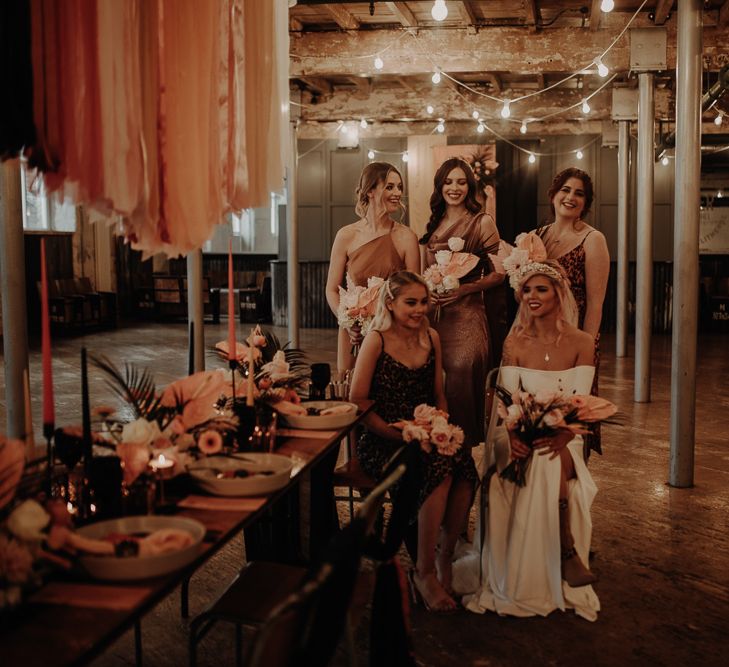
40,238,55,436
246,334,255,407
149,453,175,472
227,239,236,363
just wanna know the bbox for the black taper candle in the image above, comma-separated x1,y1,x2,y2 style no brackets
188,321,195,375
81,348,93,492
43,423,54,496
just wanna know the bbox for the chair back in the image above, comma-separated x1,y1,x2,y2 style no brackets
245,464,405,667
482,366,502,473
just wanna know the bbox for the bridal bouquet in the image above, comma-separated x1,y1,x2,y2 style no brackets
397,404,465,457
496,384,617,487
422,237,480,321
337,275,385,354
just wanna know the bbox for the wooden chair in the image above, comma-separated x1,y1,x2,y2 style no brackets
189,462,406,667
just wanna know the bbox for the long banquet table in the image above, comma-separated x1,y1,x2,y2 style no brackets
0,400,372,667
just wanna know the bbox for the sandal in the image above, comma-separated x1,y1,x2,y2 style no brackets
407,569,457,614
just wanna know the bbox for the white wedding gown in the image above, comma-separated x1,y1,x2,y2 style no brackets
454,365,600,622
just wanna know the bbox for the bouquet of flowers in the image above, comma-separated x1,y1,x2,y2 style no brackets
397,404,465,456
422,237,480,321
496,383,617,487
337,275,385,354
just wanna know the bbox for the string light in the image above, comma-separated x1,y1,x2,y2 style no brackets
595,57,609,77
477,123,485,133
367,149,375,159
431,0,448,21
500,100,511,118
717,190,723,198
715,113,723,126
520,121,528,134
600,0,615,11
402,152,409,163
374,56,384,70
426,104,434,115
436,120,445,133
581,99,591,114
472,110,480,119
360,118,368,129
432,70,442,84
661,156,670,166
576,150,584,160
528,153,536,164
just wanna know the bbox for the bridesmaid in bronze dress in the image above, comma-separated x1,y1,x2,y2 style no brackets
535,167,610,456
326,162,420,371
420,157,503,454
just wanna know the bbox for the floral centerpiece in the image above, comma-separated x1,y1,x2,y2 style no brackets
336,275,385,355
422,237,480,321
396,404,465,456
495,383,617,486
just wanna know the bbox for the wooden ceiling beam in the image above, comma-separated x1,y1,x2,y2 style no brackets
326,3,360,30
298,76,333,97
290,16,304,32
458,1,478,26
524,0,539,32
484,73,502,94
385,2,418,28
590,0,602,32
719,1,729,26
290,24,729,76
653,0,674,26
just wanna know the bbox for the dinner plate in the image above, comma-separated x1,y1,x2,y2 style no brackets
281,401,359,430
189,453,293,497
77,515,205,581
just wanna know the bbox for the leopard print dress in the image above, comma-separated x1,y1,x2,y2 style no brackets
357,331,478,507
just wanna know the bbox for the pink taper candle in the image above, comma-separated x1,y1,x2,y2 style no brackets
246,336,255,407
227,240,236,362
40,238,55,431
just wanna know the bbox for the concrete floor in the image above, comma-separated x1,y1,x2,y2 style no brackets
2,322,728,666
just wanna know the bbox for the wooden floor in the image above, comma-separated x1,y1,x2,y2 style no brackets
2,322,728,666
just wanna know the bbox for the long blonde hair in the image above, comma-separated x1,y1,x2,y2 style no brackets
370,271,430,341
510,261,578,340
354,162,406,219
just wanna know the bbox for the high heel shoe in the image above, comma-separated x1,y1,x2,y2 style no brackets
559,498,598,588
407,569,457,614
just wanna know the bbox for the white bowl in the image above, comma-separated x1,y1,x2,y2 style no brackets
281,401,359,430
77,515,205,581
189,453,293,497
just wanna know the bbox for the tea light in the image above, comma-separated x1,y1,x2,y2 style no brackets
149,453,175,473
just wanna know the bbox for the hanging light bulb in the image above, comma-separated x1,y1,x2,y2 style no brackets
520,121,528,134
581,99,591,114
374,56,384,70
360,118,368,129
367,149,375,159
500,100,511,119
715,113,723,126
472,110,480,120
600,0,615,11
595,57,609,78
402,152,409,163
436,120,445,133
576,150,584,160
476,123,485,134
431,0,448,22
717,190,723,199
528,153,536,164
661,156,669,166
426,104,434,115
432,70,442,84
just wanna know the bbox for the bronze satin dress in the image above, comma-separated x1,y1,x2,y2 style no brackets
424,212,500,448
337,229,405,370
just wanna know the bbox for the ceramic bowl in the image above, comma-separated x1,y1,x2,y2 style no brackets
189,453,293,497
280,401,358,430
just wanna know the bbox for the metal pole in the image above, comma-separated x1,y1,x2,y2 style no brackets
634,72,654,403
616,120,631,358
286,121,300,348
0,159,31,439
669,0,702,488
186,249,205,373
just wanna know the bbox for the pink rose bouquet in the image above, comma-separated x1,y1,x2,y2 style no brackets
422,237,480,321
398,404,465,457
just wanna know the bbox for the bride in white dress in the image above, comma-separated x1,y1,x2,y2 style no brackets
454,241,601,622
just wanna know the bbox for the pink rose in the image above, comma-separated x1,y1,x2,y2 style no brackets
402,424,429,444
543,408,565,428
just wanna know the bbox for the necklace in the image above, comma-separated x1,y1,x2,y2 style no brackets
541,336,559,363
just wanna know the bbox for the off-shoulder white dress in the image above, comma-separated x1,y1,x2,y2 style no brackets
454,365,600,622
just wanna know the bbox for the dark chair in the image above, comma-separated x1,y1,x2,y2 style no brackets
189,462,405,667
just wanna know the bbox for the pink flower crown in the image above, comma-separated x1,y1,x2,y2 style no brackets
489,232,564,291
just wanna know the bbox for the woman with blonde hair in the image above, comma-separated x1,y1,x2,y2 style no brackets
350,270,478,613
326,162,419,371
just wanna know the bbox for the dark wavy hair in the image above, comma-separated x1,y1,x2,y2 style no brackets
546,167,594,219
419,158,483,245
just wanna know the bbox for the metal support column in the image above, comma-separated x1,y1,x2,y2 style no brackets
616,120,631,358
669,0,702,488
0,159,31,439
286,121,300,348
186,249,205,373
634,72,654,403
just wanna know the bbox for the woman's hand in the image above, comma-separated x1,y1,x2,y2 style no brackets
508,432,531,459
347,323,363,346
534,428,574,460
433,284,471,307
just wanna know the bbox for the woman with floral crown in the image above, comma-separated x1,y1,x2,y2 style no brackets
453,233,602,622
326,162,420,371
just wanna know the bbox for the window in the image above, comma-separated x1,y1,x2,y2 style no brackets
20,162,77,233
